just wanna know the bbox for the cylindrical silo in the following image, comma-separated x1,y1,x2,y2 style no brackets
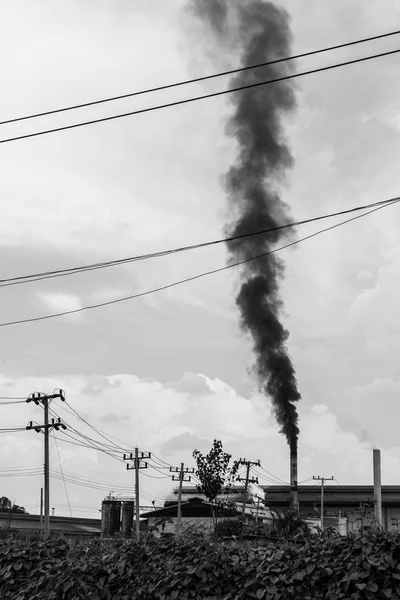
101,501,114,537
101,500,122,537
121,501,134,537
111,501,121,535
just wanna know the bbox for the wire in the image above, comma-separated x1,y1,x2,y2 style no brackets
53,435,72,518
252,468,288,485
298,476,314,484
0,400,27,405
53,402,177,478
2,29,399,127
50,467,136,491
0,397,26,401
0,427,27,432
1,197,398,329
258,466,289,485
142,471,171,480
1,195,398,289
64,401,131,452
1,47,400,145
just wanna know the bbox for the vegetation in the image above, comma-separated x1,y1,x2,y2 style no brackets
2,529,400,599
193,439,240,528
0,497,28,515
193,439,240,502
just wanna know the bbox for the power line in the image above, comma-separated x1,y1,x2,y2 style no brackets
0,427,27,432
0,400,27,405
1,47,400,145
252,467,288,485
1,197,398,329
53,434,72,518
2,29,399,127
1,195,398,289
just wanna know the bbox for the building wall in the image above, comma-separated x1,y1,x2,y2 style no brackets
148,516,215,535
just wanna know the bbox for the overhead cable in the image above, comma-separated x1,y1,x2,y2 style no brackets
1,195,398,289
1,197,398,329
2,29,399,126
53,434,72,517
1,47,400,145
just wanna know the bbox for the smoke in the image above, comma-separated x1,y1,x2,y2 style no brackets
190,0,300,447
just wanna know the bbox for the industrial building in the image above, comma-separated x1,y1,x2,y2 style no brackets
0,512,101,536
141,495,273,535
170,483,400,534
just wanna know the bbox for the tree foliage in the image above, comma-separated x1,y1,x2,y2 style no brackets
272,509,311,539
192,439,239,502
0,497,28,515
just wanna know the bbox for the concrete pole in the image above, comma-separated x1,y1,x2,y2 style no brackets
40,487,43,535
44,398,50,539
321,478,324,531
176,463,184,536
373,448,382,527
242,463,251,518
135,447,140,542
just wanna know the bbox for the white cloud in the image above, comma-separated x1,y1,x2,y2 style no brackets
1,370,398,518
37,293,84,320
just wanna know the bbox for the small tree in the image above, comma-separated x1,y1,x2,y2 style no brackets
153,515,173,535
193,439,239,529
0,497,28,515
271,509,310,539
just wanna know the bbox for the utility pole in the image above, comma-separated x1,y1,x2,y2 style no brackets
236,458,261,518
312,475,334,531
40,487,43,536
170,463,195,536
26,389,66,539
123,448,151,542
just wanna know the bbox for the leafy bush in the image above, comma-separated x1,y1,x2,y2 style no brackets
215,517,245,538
271,509,311,539
2,529,400,599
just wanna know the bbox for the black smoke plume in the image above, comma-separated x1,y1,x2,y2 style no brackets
191,0,300,448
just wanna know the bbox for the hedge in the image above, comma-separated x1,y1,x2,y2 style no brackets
1,530,400,599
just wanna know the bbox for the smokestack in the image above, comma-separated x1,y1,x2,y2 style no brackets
190,0,300,491
373,448,382,527
290,442,298,512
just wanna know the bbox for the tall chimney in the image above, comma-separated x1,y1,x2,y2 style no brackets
373,448,382,527
290,443,298,512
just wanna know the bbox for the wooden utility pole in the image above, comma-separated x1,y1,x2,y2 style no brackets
312,475,334,531
26,390,66,539
123,449,151,542
170,463,195,536
236,458,261,518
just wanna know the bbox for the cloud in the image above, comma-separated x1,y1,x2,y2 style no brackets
1,369,399,519
37,293,83,319
166,372,212,396
82,376,121,397
99,412,129,424
162,431,208,452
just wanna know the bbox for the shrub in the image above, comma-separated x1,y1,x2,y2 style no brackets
271,508,311,538
2,529,400,599
214,517,245,538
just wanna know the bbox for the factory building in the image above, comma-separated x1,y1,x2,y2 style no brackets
172,484,400,534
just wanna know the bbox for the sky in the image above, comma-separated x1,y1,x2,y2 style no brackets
1,0,400,519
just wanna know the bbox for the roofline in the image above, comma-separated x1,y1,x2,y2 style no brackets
177,485,400,492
